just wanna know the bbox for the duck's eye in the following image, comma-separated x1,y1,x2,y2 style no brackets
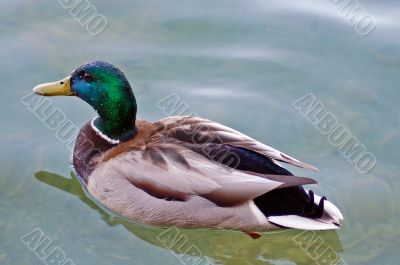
80,72,93,82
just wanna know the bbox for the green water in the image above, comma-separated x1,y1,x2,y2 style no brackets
1,1,399,264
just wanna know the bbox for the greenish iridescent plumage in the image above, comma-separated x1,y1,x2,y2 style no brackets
70,61,137,141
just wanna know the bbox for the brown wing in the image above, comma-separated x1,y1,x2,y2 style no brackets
152,116,318,171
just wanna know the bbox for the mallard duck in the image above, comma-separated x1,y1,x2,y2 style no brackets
33,61,343,232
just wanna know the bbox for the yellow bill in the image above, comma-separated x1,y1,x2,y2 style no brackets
33,76,75,96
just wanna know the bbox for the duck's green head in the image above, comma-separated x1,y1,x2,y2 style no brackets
33,61,137,143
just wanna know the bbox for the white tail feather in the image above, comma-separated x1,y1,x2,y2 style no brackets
267,215,340,230
267,191,343,230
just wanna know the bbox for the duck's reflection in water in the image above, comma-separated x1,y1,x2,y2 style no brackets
35,171,344,265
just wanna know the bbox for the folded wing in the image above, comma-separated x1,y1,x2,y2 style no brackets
154,116,318,172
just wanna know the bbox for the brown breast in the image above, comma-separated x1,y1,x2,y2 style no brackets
72,120,155,184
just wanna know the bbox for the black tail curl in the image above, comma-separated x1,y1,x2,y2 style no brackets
254,187,326,219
